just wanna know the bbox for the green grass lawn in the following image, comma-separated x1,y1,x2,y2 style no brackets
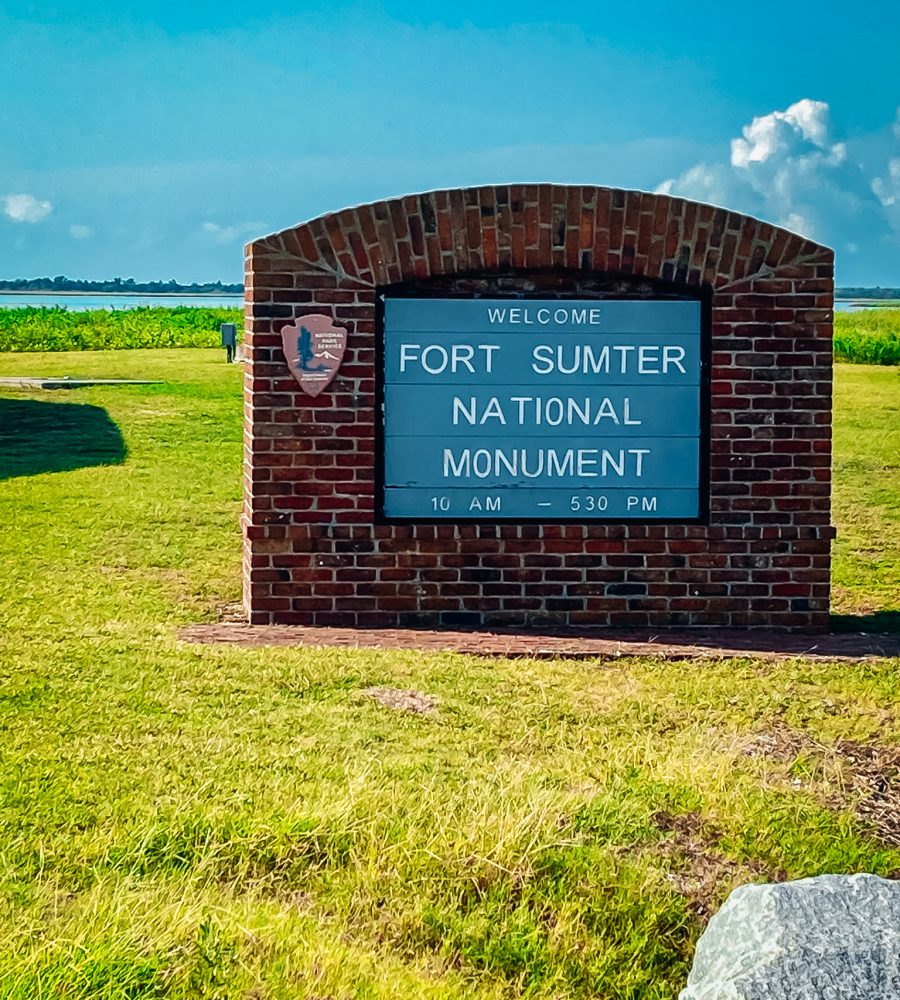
0,351,898,999
832,365,900,628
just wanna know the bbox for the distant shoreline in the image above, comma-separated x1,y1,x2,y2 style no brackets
0,291,243,297
0,291,887,301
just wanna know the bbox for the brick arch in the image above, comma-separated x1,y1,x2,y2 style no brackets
247,185,831,291
243,186,835,632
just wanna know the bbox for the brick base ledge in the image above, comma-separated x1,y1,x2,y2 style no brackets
180,625,899,662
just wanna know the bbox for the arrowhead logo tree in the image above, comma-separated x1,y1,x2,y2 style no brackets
279,314,348,396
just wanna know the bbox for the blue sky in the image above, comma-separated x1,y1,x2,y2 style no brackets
2,1,899,284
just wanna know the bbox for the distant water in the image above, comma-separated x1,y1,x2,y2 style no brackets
0,292,890,313
0,293,243,310
835,299,900,312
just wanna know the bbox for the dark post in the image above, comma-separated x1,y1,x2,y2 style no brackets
220,322,237,363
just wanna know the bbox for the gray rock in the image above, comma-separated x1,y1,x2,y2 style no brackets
680,874,900,999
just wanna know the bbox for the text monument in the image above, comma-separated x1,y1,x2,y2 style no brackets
382,298,703,520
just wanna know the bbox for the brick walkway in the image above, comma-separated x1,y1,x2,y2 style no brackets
180,623,900,661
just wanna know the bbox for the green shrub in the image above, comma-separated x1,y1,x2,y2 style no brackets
834,308,900,365
0,306,243,352
3,304,897,365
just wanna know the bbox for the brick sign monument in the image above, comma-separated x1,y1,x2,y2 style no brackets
243,185,834,631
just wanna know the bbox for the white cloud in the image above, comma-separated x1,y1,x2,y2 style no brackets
872,158,900,207
781,212,812,239
874,156,900,244
656,163,737,207
731,99,832,168
202,220,265,245
69,223,93,239
3,192,52,223
658,99,899,256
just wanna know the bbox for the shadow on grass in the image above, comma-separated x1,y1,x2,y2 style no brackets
0,397,126,480
831,611,900,635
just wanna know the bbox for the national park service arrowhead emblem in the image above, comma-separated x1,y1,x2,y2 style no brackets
280,314,348,396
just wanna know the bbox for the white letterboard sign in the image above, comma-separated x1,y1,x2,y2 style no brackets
381,298,703,520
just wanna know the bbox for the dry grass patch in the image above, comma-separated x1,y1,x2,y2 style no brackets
647,811,785,921
362,687,439,715
830,740,900,848
742,725,900,848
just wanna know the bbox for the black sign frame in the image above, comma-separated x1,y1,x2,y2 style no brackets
374,281,712,526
